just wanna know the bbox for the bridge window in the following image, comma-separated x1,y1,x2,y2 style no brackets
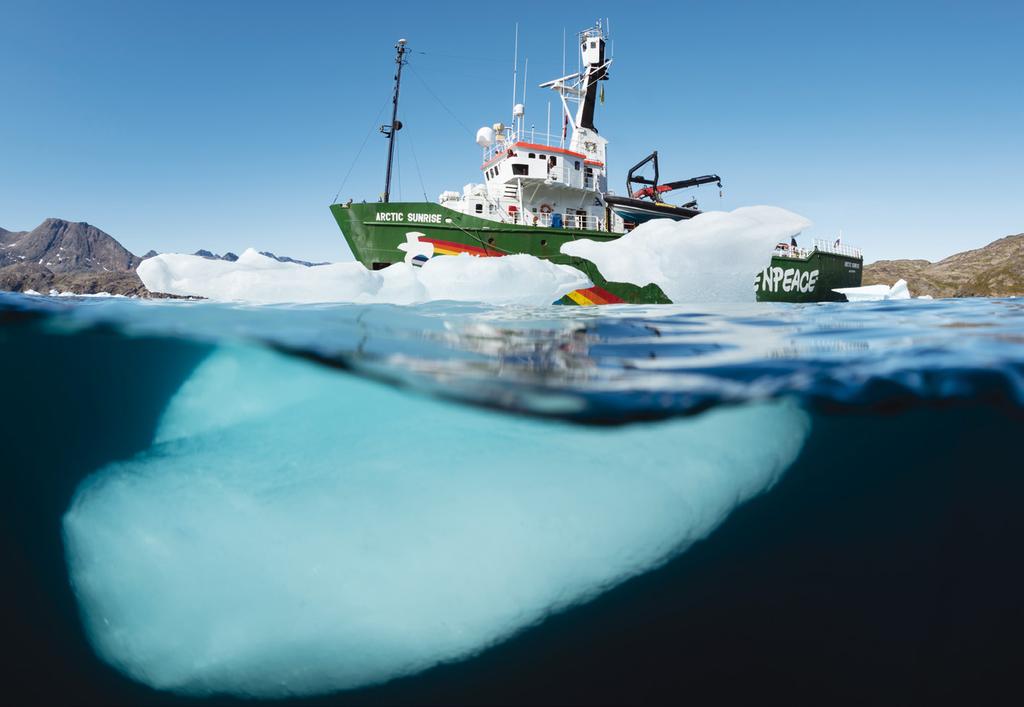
528,153,535,159
574,160,580,170
475,203,483,213
512,163,529,176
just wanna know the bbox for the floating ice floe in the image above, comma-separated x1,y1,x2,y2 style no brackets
63,345,810,698
138,248,590,306
833,278,911,302
560,206,813,303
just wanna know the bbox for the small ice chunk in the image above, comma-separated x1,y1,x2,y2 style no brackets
834,278,912,302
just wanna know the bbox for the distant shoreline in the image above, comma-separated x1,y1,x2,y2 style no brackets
3,217,1021,299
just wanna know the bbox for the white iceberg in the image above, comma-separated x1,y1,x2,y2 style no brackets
833,278,911,302
137,248,590,306
560,206,812,303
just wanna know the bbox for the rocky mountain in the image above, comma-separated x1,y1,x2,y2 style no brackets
191,249,327,267
1,218,332,297
863,234,1024,298
259,251,329,267
0,218,140,273
194,249,239,262
0,219,151,296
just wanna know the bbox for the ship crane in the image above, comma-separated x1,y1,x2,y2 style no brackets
626,151,722,203
604,151,724,225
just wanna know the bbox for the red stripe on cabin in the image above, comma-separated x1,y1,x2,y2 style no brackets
481,143,597,170
513,142,587,160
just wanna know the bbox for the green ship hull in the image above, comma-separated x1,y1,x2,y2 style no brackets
754,250,863,302
331,202,861,305
330,202,669,305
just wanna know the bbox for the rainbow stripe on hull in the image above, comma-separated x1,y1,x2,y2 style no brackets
420,238,493,257
560,286,625,305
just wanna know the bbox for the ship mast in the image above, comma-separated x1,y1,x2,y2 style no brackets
381,38,408,203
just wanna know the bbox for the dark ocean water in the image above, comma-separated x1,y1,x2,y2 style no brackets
1,292,1023,705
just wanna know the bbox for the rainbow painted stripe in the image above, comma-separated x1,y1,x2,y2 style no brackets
560,286,625,306
420,237,496,257
418,237,624,306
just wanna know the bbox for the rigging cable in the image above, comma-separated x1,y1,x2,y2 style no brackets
406,63,475,137
412,50,503,64
331,94,392,204
407,131,429,202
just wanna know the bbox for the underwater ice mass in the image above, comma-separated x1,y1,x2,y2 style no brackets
63,345,810,698
137,206,810,305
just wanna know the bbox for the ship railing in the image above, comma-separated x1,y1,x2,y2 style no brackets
482,129,568,163
514,211,602,231
773,244,812,259
812,238,863,259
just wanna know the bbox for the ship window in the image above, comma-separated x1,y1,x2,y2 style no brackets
528,153,535,159
574,160,580,170
512,163,528,176
590,41,596,49
474,203,483,213
371,262,391,270
540,239,548,246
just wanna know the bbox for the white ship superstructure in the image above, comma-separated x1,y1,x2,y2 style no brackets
438,22,621,232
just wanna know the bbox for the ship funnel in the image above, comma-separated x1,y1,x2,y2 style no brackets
476,126,495,147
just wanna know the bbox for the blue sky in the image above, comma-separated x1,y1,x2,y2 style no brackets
1,0,1021,262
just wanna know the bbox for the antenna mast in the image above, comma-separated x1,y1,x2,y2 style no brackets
511,23,519,124
381,38,408,203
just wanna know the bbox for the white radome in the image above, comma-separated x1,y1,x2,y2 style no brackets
475,126,495,147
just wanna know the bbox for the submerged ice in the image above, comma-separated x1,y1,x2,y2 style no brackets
63,345,810,698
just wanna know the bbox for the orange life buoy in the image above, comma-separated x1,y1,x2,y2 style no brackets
539,204,552,214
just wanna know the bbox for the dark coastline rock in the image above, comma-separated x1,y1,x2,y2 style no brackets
0,261,157,297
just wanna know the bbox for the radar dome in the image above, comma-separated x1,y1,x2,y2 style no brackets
475,126,495,147
513,103,525,117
